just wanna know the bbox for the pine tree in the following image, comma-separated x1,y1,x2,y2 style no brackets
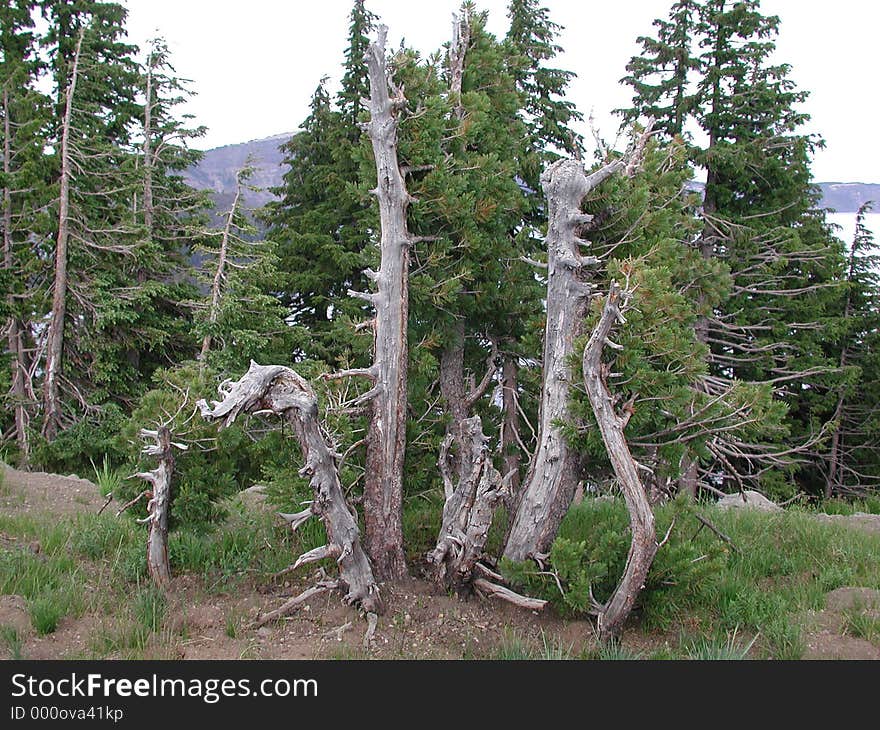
621,0,847,496
39,1,142,438
196,164,291,375
264,1,376,368
0,0,50,464
824,204,880,497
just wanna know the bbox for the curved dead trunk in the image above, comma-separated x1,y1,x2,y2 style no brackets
582,283,658,641
197,361,382,619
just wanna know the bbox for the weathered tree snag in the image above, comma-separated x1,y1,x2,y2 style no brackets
428,415,507,590
500,352,522,502
197,361,383,621
582,282,658,641
133,426,181,589
198,168,244,372
504,133,651,563
42,27,84,440
448,9,470,119
343,26,412,580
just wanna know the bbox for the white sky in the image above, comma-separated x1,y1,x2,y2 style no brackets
123,0,879,183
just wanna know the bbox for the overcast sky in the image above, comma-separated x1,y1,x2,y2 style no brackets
123,0,878,183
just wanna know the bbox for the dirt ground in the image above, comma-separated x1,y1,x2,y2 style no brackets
2,463,880,660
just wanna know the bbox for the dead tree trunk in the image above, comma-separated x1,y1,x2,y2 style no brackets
42,28,84,440
435,12,498,494
504,133,650,563
198,172,243,371
428,416,507,590
133,426,179,589
198,361,382,622
582,282,658,641
500,352,522,502
333,26,411,580
2,87,29,466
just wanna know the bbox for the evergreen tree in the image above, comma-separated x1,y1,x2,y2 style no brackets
621,0,847,496
38,1,142,438
196,164,291,375
0,0,50,464
823,204,880,497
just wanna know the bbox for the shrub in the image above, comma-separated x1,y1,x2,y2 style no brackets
501,496,726,625
30,404,129,476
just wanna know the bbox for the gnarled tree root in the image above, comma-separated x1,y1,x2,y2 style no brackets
427,415,547,612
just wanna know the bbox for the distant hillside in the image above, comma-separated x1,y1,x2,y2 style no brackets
183,133,878,216
817,183,880,214
182,133,292,214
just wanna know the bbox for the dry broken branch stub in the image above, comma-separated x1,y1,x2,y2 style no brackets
196,361,382,622
582,282,658,640
504,128,653,563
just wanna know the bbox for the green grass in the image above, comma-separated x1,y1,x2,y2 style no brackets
816,495,880,516
0,625,23,659
501,497,880,659
90,455,124,497
843,604,880,643
132,586,166,633
29,594,67,635
681,628,757,660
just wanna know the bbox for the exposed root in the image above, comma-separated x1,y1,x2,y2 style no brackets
253,580,339,628
363,611,379,649
473,577,548,611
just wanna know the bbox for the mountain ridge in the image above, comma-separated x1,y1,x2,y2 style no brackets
182,133,880,215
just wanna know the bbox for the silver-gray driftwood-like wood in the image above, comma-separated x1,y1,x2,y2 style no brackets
133,426,180,588
333,25,411,580
197,362,383,621
582,282,658,640
428,415,506,590
504,128,652,563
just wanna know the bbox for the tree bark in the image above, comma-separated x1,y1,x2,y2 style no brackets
42,28,84,440
198,361,382,616
2,87,29,466
582,282,658,641
504,155,636,562
428,415,507,591
135,426,176,589
355,26,411,580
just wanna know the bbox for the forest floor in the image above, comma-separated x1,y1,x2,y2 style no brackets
1,463,880,660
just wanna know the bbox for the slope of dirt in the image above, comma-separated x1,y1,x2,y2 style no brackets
1,464,105,515
802,588,880,660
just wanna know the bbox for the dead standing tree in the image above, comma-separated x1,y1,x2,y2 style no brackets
581,281,663,640
327,26,411,580
198,362,383,631
504,129,651,563
123,426,185,588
